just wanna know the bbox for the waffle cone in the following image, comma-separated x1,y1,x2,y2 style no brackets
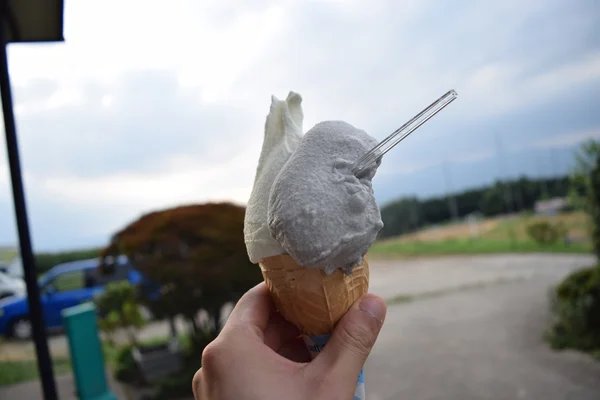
258,254,369,336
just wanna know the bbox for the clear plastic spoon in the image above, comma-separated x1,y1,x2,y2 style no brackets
351,89,458,176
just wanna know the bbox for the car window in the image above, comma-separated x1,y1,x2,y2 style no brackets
95,264,132,286
50,270,85,293
81,264,132,288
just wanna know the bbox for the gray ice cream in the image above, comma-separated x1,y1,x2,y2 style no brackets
267,120,383,275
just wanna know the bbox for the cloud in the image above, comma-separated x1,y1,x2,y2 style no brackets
378,150,494,177
532,128,600,149
1,0,599,249
12,71,265,179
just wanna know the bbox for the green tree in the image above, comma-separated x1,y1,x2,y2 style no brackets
569,139,600,259
569,140,600,209
95,281,146,347
479,183,505,216
549,140,600,358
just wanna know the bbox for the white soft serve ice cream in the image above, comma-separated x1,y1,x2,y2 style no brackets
244,92,304,263
245,92,383,275
268,121,383,275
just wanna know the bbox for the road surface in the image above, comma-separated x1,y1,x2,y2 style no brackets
366,256,600,399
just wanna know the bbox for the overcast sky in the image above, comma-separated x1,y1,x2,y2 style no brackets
1,0,599,251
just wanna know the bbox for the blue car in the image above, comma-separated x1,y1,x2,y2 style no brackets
0,256,144,340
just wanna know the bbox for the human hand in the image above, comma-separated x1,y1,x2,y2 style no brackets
192,282,386,400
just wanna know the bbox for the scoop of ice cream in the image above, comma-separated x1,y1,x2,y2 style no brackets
244,92,304,264
267,121,383,275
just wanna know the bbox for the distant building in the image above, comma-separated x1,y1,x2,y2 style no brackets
534,197,567,216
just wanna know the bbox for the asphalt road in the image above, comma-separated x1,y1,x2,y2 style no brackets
2,254,599,400
365,254,600,400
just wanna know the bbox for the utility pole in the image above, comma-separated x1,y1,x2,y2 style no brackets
442,160,459,221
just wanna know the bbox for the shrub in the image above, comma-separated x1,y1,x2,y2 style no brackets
113,344,140,384
152,332,214,400
549,266,600,353
526,221,566,245
95,281,146,346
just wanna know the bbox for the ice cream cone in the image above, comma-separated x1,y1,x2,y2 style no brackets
258,254,369,336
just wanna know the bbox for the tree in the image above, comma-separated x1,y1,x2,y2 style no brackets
569,139,600,259
95,281,146,347
379,197,421,238
479,183,505,216
99,203,262,340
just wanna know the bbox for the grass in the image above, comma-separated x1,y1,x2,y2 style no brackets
0,247,17,264
0,334,191,387
371,211,593,257
0,357,71,387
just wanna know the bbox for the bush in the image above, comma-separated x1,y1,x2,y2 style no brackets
113,344,140,384
95,281,146,346
526,221,566,245
110,333,211,397
152,332,214,400
549,266,600,353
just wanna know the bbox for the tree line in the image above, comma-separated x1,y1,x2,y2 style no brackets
379,175,570,239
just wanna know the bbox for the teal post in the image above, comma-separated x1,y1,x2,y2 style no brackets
62,302,117,400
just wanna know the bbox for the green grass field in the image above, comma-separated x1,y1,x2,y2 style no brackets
0,357,71,386
371,211,593,257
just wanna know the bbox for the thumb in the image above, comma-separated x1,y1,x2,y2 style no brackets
313,293,386,382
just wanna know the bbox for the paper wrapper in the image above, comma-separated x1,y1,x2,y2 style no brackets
259,254,369,399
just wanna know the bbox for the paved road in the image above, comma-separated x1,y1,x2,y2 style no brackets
365,254,600,400
368,253,594,299
1,254,599,400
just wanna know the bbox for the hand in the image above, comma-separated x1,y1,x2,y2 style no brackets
192,282,386,400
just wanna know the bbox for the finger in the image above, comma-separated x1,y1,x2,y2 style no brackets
278,336,311,363
192,368,202,399
312,293,386,382
263,312,302,351
222,282,273,337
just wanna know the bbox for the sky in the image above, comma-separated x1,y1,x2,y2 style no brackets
1,0,599,251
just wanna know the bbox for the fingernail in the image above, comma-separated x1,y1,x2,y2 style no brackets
359,295,386,323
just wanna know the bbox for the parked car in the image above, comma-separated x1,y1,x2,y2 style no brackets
0,271,25,300
0,256,145,340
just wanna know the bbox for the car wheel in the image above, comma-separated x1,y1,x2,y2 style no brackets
10,318,32,340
